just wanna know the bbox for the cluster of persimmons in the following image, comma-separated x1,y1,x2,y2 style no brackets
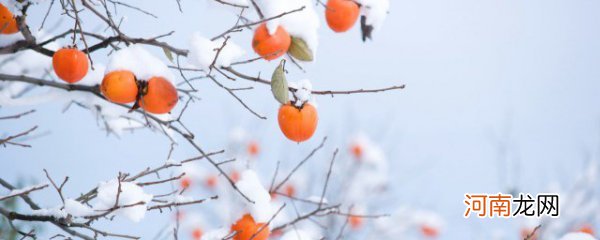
252,0,363,61
252,0,365,144
2,0,367,144
2,4,170,114
52,46,179,114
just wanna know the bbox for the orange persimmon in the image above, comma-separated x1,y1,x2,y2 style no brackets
231,214,269,240
205,175,218,188
101,70,138,104
0,4,18,34
420,224,439,238
140,77,178,114
284,185,295,198
350,143,363,159
325,0,360,32
247,141,260,156
180,176,191,189
252,23,291,60
52,48,89,83
578,225,595,236
230,170,241,183
192,227,203,240
278,103,318,142
349,216,363,230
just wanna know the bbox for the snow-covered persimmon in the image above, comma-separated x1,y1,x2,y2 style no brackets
52,48,89,83
231,214,270,240
140,77,178,114
278,103,318,142
101,70,138,104
252,23,291,60
247,141,259,156
325,0,360,33
0,3,18,34
192,227,203,240
578,225,594,236
180,176,191,189
349,216,363,230
420,224,439,238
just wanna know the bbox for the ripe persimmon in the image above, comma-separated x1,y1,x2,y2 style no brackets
325,0,360,32
180,177,191,189
247,141,259,156
52,48,89,83
231,214,269,240
192,227,203,240
230,170,240,183
101,70,138,104
578,225,594,236
349,216,363,230
140,77,178,114
0,4,18,34
350,143,363,159
252,23,291,60
278,103,318,142
284,185,295,197
205,175,218,188
420,224,439,238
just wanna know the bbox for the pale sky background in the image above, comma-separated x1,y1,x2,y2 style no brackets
2,0,600,239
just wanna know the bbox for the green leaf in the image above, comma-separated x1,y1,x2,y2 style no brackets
162,47,174,62
271,60,289,105
288,36,314,62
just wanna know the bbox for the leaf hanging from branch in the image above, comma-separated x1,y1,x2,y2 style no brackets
288,37,313,62
271,59,289,105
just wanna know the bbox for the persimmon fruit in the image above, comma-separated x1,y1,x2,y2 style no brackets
278,103,318,142
192,228,203,240
349,216,363,230
101,70,138,104
325,0,360,33
420,224,439,238
230,170,240,183
180,177,191,189
140,77,178,114
231,214,269,240
247,141,260,156
52,48,89,83
351,143,363,159
284,185,296,197
0,4,18,34
205,175,218,188
578,225,594,236
252,23,291,60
